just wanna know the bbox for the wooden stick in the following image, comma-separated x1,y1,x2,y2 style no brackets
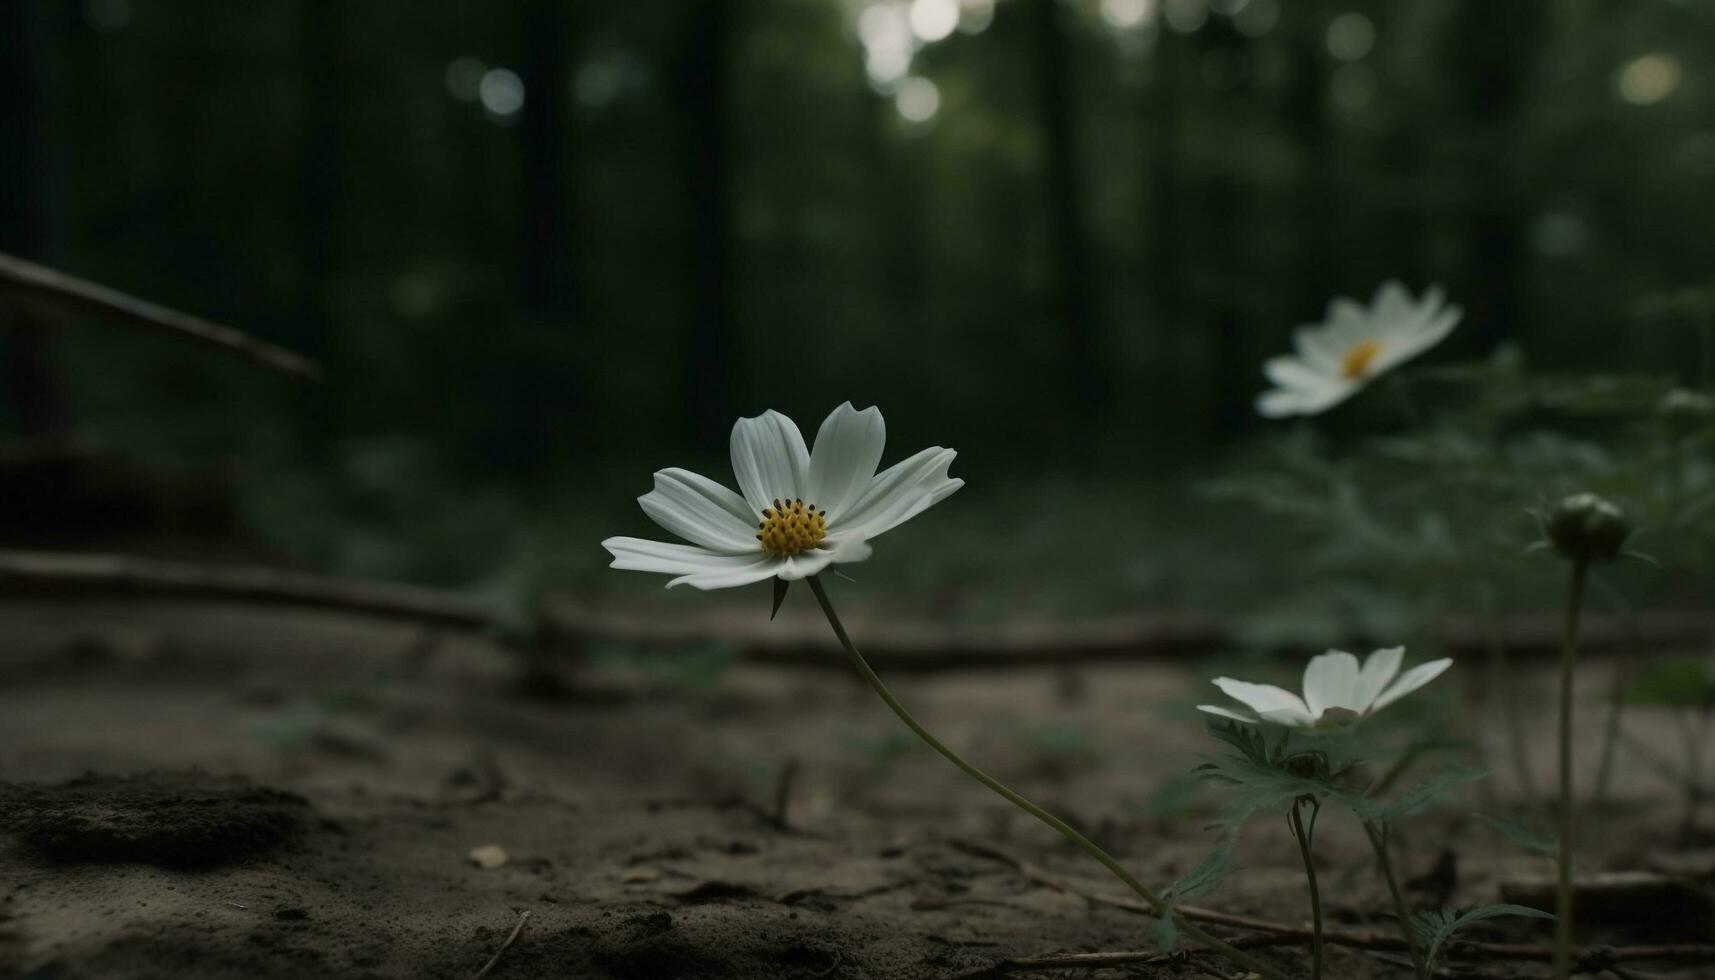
0,251,321,380
469,910,530,980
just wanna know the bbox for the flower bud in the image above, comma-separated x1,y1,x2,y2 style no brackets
1545,492,1633,564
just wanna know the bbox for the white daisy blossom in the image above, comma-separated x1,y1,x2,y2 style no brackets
602,403,963,590
1198,647,1453,730
1257,281,1462,418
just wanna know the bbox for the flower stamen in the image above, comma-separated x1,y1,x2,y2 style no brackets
756,497,828,557
1340,339,1382,379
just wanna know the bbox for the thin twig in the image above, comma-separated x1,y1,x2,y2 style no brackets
943,936,1292,980
0,250,321,380
470,909,531,980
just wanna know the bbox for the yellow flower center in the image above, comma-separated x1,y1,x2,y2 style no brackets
755,497,827,557
1340,339,1383,380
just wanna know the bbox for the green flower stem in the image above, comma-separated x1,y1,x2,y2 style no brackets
1364,821,1425,980
805,575,1292,980
1288,798,1324,980
1554,558,1590,980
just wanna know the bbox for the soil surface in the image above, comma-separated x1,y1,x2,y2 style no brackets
0,599,1710,979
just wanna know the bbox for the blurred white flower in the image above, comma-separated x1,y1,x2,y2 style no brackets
1257,281,1461,418
602,403,962,589
1199,647,1452,730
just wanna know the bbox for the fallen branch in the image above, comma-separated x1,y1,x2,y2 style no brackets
0,550,487,628
469,909,530,980
0,549,1711,672
943,936,1296,980
0,251,320,380
950,840,1715,972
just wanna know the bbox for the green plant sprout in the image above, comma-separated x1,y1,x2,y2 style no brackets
1196,648,1493,979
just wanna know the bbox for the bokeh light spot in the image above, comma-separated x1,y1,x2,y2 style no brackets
479,68,526,119
1616,53,1681,105
895,76,941,123
1325,12,1375,61
909,0,959,43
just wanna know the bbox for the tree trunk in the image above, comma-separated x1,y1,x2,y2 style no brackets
521,0,575,316
1445,1,1542,351
679,0,736,446
1028,0,1105,425
0,0,68,438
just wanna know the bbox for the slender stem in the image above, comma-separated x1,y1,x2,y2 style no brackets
805,576,1293,980
1554,559,1590,980
1288,798,1324,980
1365,821,1426,980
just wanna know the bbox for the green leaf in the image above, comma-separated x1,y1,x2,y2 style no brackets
1410,904,1553,973
1354,764,1488,824
770,577,790,620
1145,913,1179,952
1475,813,1558,858
1163,846,1235,905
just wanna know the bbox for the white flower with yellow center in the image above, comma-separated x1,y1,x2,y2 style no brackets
602,402,962,589
1198,647,1452,730
1257,281,1462,418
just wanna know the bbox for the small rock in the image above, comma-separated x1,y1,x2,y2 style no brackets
468,844,508,869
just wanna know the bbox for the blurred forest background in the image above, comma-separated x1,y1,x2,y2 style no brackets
2,0,1712,615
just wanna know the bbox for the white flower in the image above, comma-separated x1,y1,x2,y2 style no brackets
1257,281,1462,418
602,403,963,589
1198,647,1452,730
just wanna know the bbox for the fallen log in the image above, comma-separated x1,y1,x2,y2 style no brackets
1,549,1711,672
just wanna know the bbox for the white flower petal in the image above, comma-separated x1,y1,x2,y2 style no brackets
668,556,785,590
638,468,758,553
1371,658,1453,712
1260,708,1316,728
730,410,810,514
1211,677,1311,722
1373,280,1412,324
775,549,840,581
1353,646,1405,712
1198,704,1261,723
1293,327,1345,373
825,532,873,565
836,447,962,540
603,537,757,578
1263,356,1329,390
1303,650,1361,716
807,402,886,519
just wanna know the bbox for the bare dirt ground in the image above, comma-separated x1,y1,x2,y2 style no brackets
0,600,1710,979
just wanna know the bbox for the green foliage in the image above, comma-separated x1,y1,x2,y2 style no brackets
1195,720,1485,842
1144,845,1237,952
1410,905,1554,974
1475,813,1558,858
1163,846,1236,905
1354,764,1487,824
1627,658,1715,711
